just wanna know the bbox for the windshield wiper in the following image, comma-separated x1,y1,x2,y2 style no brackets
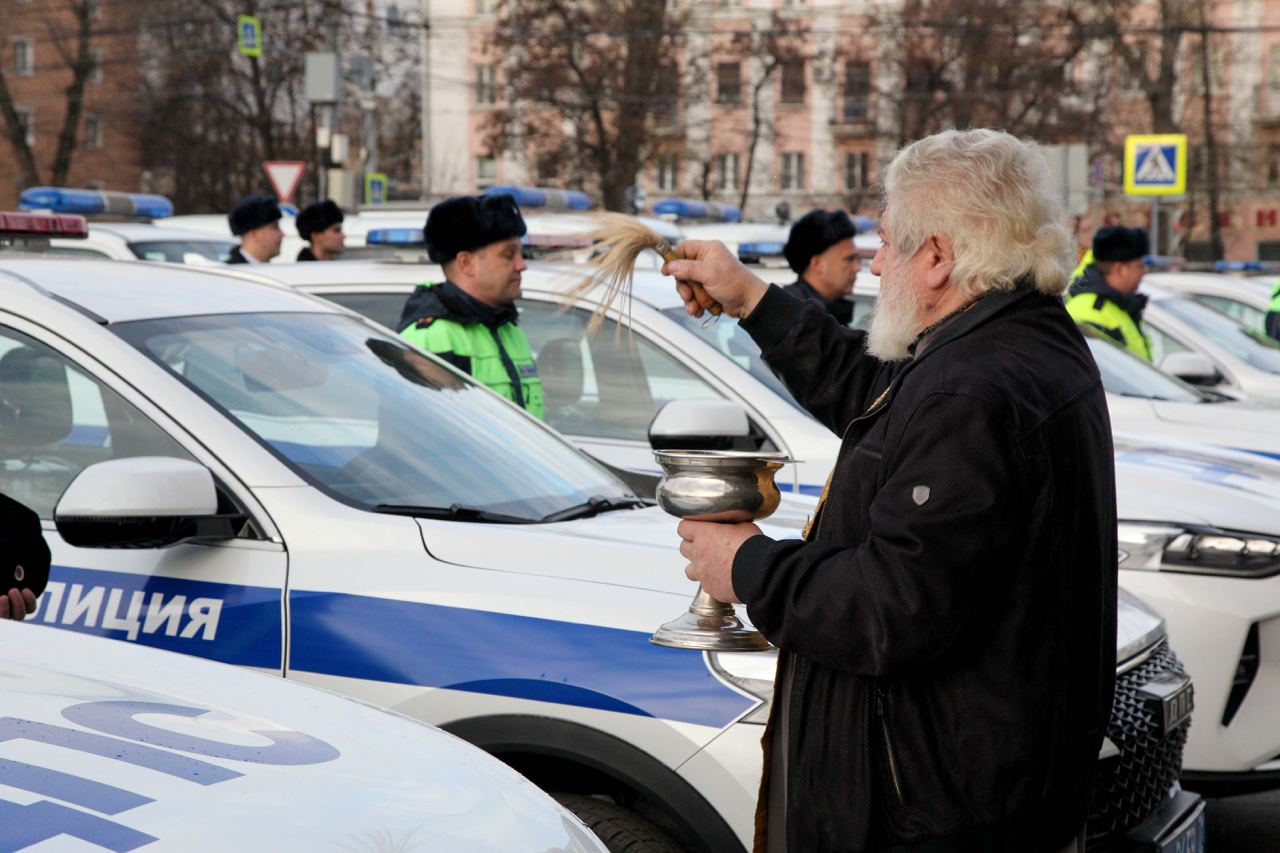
372,503,535,524
539,496,654,523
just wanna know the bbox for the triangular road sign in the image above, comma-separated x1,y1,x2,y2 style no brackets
262,161,306,203
1134,146,1176,184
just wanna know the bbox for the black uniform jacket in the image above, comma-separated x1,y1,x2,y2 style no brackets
733,284,1118,852
779,278,855,326
226,246,249,265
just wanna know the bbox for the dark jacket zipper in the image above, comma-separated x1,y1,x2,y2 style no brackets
875,683,907,806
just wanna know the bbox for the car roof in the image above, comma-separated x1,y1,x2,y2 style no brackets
0,258,338,322
88,222,238,243
1146,271,1274,297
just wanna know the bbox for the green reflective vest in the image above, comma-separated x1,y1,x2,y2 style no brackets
1271,280,1280,313
1066,292,1153,362
401,313,545,419
1070,249,1093,284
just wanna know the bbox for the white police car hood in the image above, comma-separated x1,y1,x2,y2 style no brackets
1113,432,1280,535
1,622,604,852
1148,397,1280,459
418,494,815,597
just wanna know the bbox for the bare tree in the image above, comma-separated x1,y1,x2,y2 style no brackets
0,0,109,187
485,0,685,210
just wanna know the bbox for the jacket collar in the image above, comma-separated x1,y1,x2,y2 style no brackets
791,277,854,326
397,279,518,332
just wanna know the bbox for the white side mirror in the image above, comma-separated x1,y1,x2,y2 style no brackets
1159,351,1222,386
649,400,751,451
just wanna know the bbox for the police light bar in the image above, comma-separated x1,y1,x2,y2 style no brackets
737,241,786,258
0,211,89,238
1143,255,1188,271
851,215,877,234
365,228,426,246
484,185,592,211
1213,259,1280,273
652,198,743,222
19,187,174,219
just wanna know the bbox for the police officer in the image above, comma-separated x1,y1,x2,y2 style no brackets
1066,226,1153,361
1266,280,1280,343
779,209,861,325
396,194,543,418
295,200,345,261
227,194,283,264
0,491,49,620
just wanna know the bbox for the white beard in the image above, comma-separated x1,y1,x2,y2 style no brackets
866,260,925,361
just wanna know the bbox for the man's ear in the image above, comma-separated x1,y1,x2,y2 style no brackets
922,233,955,292
453,250,475,278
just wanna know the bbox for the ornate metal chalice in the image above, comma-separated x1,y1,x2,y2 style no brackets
651,449,791,652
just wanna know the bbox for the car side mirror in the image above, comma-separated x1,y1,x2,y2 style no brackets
54,457,243,549
648,399,755,451
1159,351,1223,386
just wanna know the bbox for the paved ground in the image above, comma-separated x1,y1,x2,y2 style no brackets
1203,788,1280,850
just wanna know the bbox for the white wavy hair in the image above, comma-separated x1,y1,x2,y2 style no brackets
882,128,1076,297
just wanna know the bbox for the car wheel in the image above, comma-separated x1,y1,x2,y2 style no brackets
552,793,686,853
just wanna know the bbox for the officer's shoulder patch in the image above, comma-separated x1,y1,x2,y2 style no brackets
415,316,436,329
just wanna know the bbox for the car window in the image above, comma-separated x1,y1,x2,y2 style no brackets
518,300,723,441
1157,296,1280,374
0,326,194,517
659,308,806,413
850,295,875,330
1083,334,1205,402
128,240,236,264
1192,294,1267,332
322,291,406,331
1146,322,1191,367
116,312,631,520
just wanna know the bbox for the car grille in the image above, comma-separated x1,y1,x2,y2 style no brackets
1086,641,1190,850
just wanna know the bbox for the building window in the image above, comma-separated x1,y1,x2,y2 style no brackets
1267,144,1280,188
780,60,805,105
656,157,679,192
780,152,805,191
87,0,102,19
475,64,497,105
714,153,740,191
716,62,741,105
843,61,870,121
476,155,497,187
654,63,679,125
844,151,869,191
1259,240,1280,262
84,114,104,150
14,106,34,147
89,46,103,84
13,38,34,77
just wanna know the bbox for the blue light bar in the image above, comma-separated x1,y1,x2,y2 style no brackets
738,241,786,258
1143,254,1187,271
851,215,877,234
365,228,426,246
19,187,174,219
1212,259,1278,272
652,198,743,222
484,185,592,211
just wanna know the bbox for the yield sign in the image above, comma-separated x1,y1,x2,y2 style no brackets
262,161,306,203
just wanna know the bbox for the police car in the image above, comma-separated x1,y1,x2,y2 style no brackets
257,256,1280,802
18,187,237,263
1141,269,1278,338
1131,277,1280,401
0,222,1198,850
0,620,605,851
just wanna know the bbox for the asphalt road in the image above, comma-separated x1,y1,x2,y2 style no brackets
1204,789,1280,850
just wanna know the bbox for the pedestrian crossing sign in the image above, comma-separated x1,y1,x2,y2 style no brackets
1124,134,1187,196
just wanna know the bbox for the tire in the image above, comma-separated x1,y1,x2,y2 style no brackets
553,793,688,853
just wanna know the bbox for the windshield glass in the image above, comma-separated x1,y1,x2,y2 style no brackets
1084,334,1206,402
1157,295,1280,374
659,307,807,414
115,313,632,519
129,240,236,264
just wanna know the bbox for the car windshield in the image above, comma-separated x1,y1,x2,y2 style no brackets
1156,295,1280,374
1084,334,1207,402
114,312,633,520
659,308,808,415
128,240,237,264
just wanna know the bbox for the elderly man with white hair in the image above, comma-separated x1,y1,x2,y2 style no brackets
664,129,1117,853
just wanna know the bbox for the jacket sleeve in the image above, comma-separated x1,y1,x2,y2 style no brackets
740,285,886,433
399,325,472,376
1266,310,1280,344
731,391,1019,676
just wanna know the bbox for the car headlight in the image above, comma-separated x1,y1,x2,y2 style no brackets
708,649,777,725
1118,521,1280,578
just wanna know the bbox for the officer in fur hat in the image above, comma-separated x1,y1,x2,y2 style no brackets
296,200,345,261
779,209,861,325
1066,226,1152,361
396,194,543,418
227,194,283,264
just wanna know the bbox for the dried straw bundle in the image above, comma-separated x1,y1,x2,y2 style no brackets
567,213,722,335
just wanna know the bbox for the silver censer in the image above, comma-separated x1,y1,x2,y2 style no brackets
651,449,791,652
